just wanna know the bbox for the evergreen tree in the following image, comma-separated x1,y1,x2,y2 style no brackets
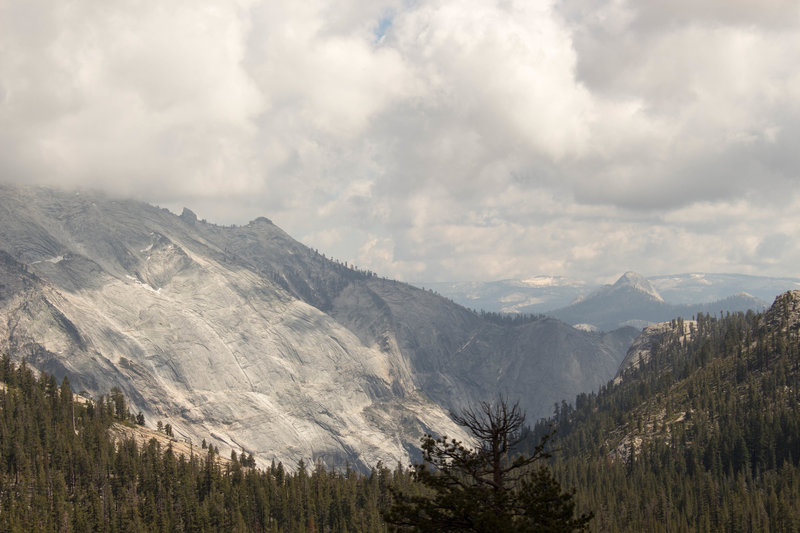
385,400,591,532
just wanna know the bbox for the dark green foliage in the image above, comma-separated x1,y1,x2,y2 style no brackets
477,311,546,326
0,354,401,532
110,386,127,420
527,303,800,532
385,401,591,532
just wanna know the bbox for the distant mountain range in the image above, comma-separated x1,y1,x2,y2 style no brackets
419,277,591,315
421,271,798,331
547,271,769,331
0,184,639,470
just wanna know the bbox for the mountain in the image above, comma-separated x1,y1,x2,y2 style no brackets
526,291,800,530
549,271,665,330
0,184,637,470
422,272,799,319
547,271,767,331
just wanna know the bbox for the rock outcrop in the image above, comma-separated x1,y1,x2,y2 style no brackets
762,290,800,334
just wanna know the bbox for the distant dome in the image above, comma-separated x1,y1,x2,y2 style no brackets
613,271,663,302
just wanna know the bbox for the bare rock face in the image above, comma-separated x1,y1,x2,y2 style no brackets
615,319,696,380
0,184,637,469
762,290,800,334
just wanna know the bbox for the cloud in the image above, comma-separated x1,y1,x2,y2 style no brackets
1,0,799,282
561,30,800,206
0,0,266,199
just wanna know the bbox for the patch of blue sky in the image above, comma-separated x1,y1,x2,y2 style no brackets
374,14,393,42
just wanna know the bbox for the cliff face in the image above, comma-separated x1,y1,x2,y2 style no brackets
762,290,800,334
0,185,637,469
614,319,696,380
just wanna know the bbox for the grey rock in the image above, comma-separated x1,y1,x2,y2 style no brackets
0,184,638,469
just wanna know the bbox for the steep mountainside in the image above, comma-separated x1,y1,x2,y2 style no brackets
0,358,399,531
0,184,637,469
528,291,800,531
547,271,766,331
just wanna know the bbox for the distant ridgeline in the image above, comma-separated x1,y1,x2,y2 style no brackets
0,354,406,532
527,291,800,532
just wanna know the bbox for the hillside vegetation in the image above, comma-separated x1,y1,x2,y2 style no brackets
530,291,800,532
0,354,409,532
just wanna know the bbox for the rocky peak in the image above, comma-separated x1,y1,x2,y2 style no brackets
615,318,694,380
613,271,664,302
763,290,800,333
179,208,197,224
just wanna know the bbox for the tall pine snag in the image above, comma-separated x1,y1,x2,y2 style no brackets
384,399,591,532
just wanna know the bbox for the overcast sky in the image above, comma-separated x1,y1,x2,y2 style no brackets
2,0,799,283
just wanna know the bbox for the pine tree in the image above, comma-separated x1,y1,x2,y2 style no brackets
385,400,591,532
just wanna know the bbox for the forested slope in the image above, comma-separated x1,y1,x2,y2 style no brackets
530,291,800,532
0,354,410,532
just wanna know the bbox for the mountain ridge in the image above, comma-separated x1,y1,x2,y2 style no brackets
526,290,800,530
0,184,638,470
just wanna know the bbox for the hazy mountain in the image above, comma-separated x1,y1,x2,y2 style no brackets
0,184,637,469
422,272,798,319
420,277,591,315
547,271,767,331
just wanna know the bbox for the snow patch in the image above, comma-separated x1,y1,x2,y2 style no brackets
521,276,559,287
519,276,580,288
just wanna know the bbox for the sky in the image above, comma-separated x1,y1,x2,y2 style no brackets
1,0,800,284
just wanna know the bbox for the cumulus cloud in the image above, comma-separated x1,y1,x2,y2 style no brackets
1,0,799,282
